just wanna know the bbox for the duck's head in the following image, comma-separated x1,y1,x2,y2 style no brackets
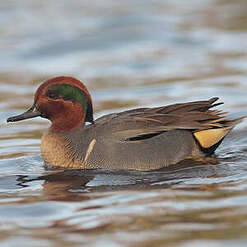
7,76,94,131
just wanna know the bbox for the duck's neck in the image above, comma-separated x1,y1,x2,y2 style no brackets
49,110,85,132
50,120,83,132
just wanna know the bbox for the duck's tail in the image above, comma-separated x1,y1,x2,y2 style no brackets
193,117,244,154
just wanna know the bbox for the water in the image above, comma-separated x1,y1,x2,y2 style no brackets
1,0,247,246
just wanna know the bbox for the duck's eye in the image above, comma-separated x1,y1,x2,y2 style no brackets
46,89,59,99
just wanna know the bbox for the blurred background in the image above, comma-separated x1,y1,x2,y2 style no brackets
1,0,247,247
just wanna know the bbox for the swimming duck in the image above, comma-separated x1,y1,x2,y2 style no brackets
7,76,242,171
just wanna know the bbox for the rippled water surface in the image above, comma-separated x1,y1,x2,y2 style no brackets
1,0,247,246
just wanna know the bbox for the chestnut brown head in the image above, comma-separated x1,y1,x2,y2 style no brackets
7,76,94,131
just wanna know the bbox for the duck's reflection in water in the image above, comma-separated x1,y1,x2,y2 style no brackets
15,154,247,203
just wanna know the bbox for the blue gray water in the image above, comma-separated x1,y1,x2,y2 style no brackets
1,0,247,246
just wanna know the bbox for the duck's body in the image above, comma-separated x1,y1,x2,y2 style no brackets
41,113,200,171
7,76,242,171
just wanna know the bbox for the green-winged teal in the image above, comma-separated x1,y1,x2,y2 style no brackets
7,76,242,170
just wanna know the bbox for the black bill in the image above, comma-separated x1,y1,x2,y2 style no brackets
7,104,41,122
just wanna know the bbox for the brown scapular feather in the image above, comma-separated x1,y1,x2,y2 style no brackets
112,98,243,143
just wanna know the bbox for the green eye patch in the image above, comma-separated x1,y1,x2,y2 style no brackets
46,83,94,123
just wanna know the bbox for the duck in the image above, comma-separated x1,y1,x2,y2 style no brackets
7,76,242,171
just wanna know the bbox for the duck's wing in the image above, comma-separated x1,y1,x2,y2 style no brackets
108,98,242,146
